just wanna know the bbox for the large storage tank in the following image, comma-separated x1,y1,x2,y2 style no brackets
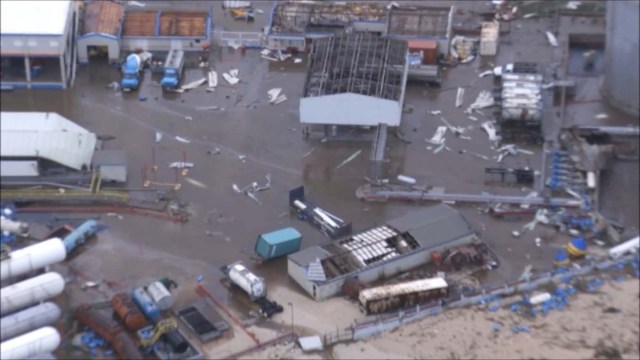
0,238,66,281
603,1,639,117
0,326,60,360
146,281,174,311
0,272,65,315
0,302,62,341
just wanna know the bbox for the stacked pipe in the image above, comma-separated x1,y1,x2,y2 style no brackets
74,304,143,360
131,287,187,353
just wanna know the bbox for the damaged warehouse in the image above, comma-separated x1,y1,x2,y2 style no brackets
287,204,476,301
300,32,408,136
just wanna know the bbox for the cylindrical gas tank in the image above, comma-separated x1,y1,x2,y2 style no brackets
146,281,174,311
0,238,67,281
567,237,587,258
0,326,60,360
111,293,146,331
1,272,65,315
0,302,62,341
553,250,570,267
0,217,29,236
131,287,160,320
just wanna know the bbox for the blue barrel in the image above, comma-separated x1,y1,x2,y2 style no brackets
131,287,160,320
554,250,570,267
567,237,587,257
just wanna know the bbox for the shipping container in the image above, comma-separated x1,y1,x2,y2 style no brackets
407,39,438,65
358,277,448,315
480,22,499,56
254,227,302,261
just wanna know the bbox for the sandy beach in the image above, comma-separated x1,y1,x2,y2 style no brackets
246,279,640,360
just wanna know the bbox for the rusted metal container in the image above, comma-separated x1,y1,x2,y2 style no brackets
111,293,146,331
74,304,143,360
407,39,438,65
341,277,366,300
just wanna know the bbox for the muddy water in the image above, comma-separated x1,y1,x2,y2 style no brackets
1,1,637,304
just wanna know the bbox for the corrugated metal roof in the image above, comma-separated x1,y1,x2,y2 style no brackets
387,204,473,247
1,112,96,171
359,277,447,302
288,246,330,267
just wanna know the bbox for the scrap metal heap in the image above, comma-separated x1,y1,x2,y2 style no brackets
303,32,407,101
497,63,544,143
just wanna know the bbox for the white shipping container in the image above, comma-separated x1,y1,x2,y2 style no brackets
480,22,499,56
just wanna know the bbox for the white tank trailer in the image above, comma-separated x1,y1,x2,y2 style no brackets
228,262,267,300
0,302,62,341
0,217,29,237
0,272,65,315
0,326,61,360
146,281,174,311
0,238,66,282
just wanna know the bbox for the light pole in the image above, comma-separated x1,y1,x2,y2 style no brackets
287,302,294,335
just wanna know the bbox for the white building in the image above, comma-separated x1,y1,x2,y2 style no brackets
0,0,78,89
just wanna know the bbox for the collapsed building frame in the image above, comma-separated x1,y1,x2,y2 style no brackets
300,32,408,128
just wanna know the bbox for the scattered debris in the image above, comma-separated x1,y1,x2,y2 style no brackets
455,87,465,107
468,116,478,122
478,70,493,78
512,230,521,238
566,1,581,10
460,149,490,160
223,70,240,85
128,1,145,7
294,58,303,64
302,148,316,158
207,71,218,90
196,106,219,111
184,177,207,189
155,132,162,143
175,136,191,143
267,88,287,105
81,281,100,290
169,162,194,169
522,13,538,19
207,148,221,155
106,81,120,91
335,150,362,170
181,78,207,90
430,110,442,116
594,113,609,119
232,174,272,205
185,116,193,121
545,31,559,47
481,121,500,142
466,90,494,113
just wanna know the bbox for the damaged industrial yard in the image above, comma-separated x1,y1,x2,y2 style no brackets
0,0,639,359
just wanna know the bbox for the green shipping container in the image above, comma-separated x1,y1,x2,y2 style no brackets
255,227,302,260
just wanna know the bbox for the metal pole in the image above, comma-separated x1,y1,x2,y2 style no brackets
287,302,294,335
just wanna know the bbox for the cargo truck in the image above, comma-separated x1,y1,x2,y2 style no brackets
160,50,185,90
254,227,302,261
121,53,143,91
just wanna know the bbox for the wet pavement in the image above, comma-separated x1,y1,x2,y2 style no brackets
1,1,638,356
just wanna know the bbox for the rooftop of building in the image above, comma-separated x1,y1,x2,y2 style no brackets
1,0,71,36
302,32,407,101
122,10,209,38
386,5,452,38
269,1,386,35
289,204,475,281
0,112,97,171
80,1,124,37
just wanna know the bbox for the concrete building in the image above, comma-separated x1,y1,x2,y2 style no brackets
300,32,408,128
266,1,387,52
0,112,127,184
77,1,124,64
287,204,476,301
0,0,78,89
602,0,639,117
120,9,212,52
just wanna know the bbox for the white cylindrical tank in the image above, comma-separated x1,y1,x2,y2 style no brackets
609,236,640,259
146,281,174,311
0,272,65,315
0,302,62,341
0,217,29,237
0,326,60,360
228,262,266,300
603,1,639,117
0,238,66,282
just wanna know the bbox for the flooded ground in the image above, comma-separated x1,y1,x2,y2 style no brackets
1,0,638,357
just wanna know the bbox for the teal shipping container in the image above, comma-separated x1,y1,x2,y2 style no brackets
255,227,302,260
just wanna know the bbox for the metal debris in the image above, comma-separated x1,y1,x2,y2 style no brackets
155,132,162,143
196,106,219,111
207,71,218,89
267,88,287,105
430,110,442,116
223,71,240,85
594,113,609,119
181,78,207,90
232,174,271,205
294,58,303,64
455,87,465,107
481,121,500,142
469,116,478,122
465,90,494,113
184,177,207,189
303,148,316,158
106,81,120,91
175,136,191,143
460,149,490,160
128,1,145,7
335,150,362,170
545,31,559,47
169,162,194,169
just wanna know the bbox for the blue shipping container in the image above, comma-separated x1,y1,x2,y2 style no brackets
255,227,302,260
